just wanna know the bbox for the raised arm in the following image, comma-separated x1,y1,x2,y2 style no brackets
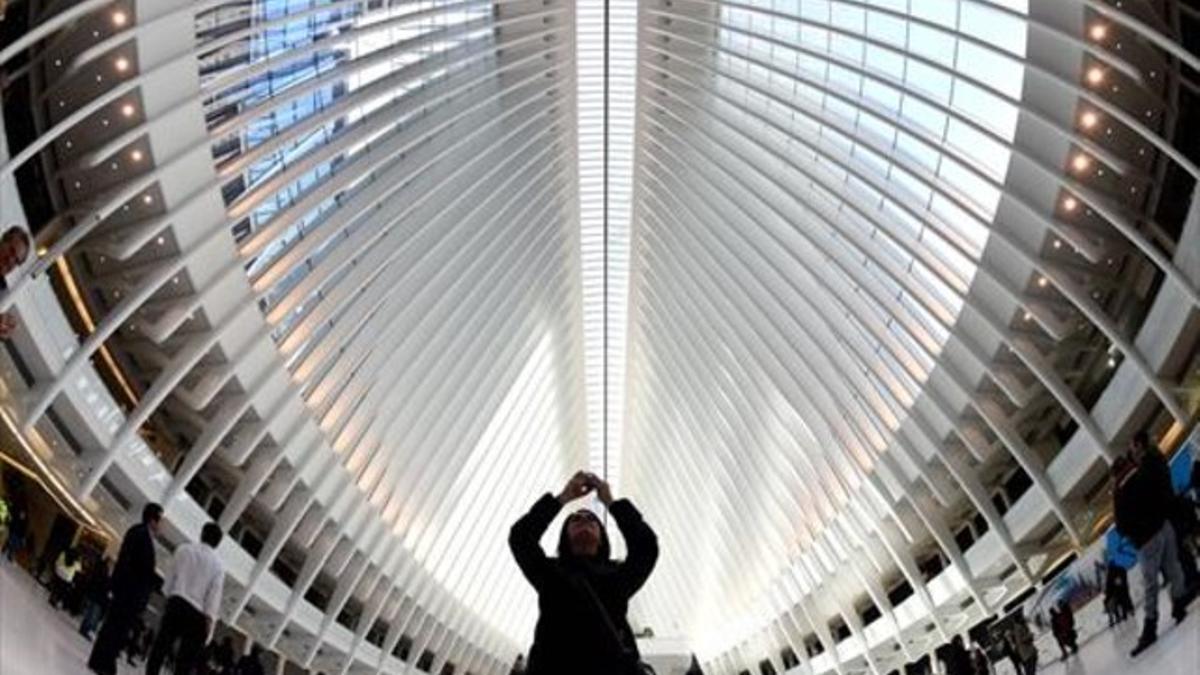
510,472,598,590
508,492,563,591
610,498,659,596
589,474,659,596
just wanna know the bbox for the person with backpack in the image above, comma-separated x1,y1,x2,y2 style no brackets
1113,434,1193,656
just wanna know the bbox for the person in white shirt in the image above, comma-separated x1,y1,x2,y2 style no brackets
146,522,225,675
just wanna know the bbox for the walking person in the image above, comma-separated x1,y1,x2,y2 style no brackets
211,635,236,674
1113,433,1193,656
1049,601,1078,659
969,642,991,675
0,225,30,338
233,644,266,675
1104,563,1133,625
1010,618,1037,675
509,471,659,675
80,557,113,640
146,522,226,675
48,547,83,609
938,635,973,675
3,504,27,562
88,503,163,675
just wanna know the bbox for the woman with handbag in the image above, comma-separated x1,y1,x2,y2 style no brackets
510,471,659,675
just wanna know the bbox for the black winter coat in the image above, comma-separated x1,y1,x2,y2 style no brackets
509,494,658,675
109,523,156,610
1114,451,1175,548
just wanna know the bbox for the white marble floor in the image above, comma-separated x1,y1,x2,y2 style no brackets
1027,606,1199,675
0,561,140,675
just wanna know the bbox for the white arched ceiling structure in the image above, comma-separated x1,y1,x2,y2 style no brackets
1,0,1199,674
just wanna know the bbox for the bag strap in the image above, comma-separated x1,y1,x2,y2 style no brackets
576,575,634,655
574,574,656,675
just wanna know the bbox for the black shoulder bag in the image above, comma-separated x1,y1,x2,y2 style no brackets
577,576,657,675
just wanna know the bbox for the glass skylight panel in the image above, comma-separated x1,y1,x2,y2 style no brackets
577,0,638,488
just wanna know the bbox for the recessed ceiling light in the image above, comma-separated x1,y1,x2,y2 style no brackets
1080,111,1098,129
142,194,154,205
1086,67,1104,85
1037,276,1048,287
131,150,143,161
115,57,130,72
1062,196,1078,212
1090,24,1107,41
121,103,136,117
1071,155,1091,172
112,11,128,27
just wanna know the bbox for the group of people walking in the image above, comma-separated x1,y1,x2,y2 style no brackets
82,504,261,675
2,497,261,675
6,433,1199,675
932,431,1198,675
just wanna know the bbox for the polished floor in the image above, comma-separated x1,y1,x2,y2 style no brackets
2,560,1198,675
0,561,140,675
1004,593,1200,675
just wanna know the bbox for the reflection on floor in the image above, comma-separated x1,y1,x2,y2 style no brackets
3,558,1198,675
988,585,1197,675
0,561,139,675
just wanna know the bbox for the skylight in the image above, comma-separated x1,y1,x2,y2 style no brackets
577,0,639,490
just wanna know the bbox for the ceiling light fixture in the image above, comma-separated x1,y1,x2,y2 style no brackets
1090,24,1107,41
1086,67,1104,85
1080,111,1099,129
112,11,128,27
1072,155,1092,173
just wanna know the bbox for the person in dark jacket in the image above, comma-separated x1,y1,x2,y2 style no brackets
1049,601,1077,659
234,644,267,675
1113,434,1191,657
1104,563,1133,626
87,502,163,675
938,635,973,675
509,471,658,675
0,225,30,338
79,556,112,640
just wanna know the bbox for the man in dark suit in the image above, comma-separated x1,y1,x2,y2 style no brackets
87,503,163,675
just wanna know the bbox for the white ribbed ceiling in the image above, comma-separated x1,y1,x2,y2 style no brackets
9,0,1200,673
